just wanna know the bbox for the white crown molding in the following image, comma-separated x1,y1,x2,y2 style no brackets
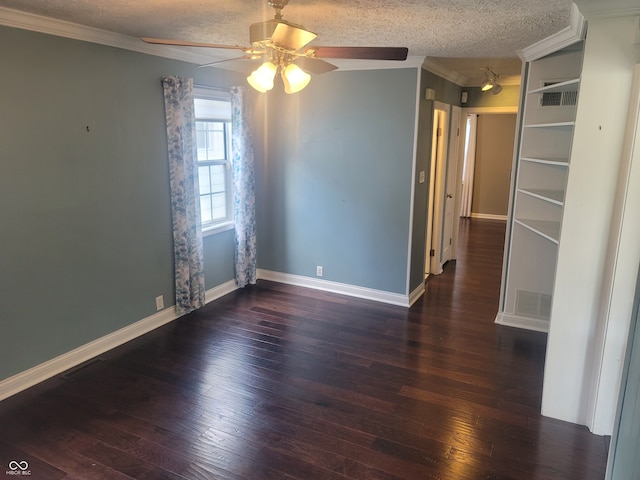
0,6,424,72
422,59,521,88
0,6,235,65
331,55,425,72
518,3,587,62
422,58,469,86
574,0,640,18
257,269,411,307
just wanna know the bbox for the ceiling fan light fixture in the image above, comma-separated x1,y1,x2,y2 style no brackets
282,62,311,94
247,61,277,92
145,1,408,95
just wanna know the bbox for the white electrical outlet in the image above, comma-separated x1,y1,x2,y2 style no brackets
316,265,323,277
155,295,164,311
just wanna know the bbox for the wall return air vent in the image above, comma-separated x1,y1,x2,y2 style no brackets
540,81,578,107
515,290,552,320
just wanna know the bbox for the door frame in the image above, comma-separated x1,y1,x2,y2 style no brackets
426,101,450,276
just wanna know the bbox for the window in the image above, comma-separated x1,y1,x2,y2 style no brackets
194,90,233,235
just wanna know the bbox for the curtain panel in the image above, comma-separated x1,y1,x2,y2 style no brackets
460,114,478,218
162,76,206,315
231,86,257,287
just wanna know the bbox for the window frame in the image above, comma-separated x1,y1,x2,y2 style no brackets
193,88,234,236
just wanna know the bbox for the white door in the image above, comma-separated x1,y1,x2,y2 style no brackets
440,105,462,264
426,102,450,276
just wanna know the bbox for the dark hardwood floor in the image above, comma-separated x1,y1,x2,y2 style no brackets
0,218,609,479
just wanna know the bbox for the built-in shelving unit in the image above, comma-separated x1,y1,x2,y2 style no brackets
496,42,584,332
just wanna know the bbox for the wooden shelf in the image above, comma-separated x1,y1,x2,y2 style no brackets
528,78,580,94
524,121,575,128
521,157,569,166
514,219,561,244
518,188,564,205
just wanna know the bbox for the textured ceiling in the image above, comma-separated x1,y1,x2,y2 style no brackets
0,0,575,85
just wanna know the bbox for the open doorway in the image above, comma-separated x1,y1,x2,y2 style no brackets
459,107,518,220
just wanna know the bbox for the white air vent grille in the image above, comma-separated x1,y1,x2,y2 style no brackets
515,290,552,320
540,82,578,107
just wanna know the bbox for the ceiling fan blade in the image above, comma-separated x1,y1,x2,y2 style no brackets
141,37,250,51
305,46,409,61
293,57,338,75
271,22,317,51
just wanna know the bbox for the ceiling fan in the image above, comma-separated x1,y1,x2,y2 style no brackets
142,0,408,94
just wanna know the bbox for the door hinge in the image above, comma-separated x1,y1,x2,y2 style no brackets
430,249,435,257
437,127,443,137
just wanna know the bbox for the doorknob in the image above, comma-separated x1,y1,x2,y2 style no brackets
446,193,453,198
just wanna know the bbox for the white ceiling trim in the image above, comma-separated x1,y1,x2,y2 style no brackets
422,58,469,86
0,6,215,64
0,6,424,72
329,56,425,71
422,58,521,87
574,0,640,19
518,3,586,62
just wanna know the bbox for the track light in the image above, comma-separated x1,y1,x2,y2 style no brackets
481,80,494,92
481,68,502,95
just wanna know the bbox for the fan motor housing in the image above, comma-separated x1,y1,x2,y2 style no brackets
268,0,289,10
250,19,280,45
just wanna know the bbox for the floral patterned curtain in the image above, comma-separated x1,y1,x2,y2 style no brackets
231,86,257,287
162,76,205,315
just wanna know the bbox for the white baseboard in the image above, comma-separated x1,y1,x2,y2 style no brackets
0,308,178,401
470,213,508,221
408,283,425,306
0,281,238,401
205,279,238,303
495,311,549,333
257,269,411,307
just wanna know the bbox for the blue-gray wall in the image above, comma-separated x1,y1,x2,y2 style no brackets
421,69,464,106
0,25,244,380
1,23,423,384
253,68,419,294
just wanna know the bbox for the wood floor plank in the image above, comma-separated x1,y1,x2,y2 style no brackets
0,219,609,479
